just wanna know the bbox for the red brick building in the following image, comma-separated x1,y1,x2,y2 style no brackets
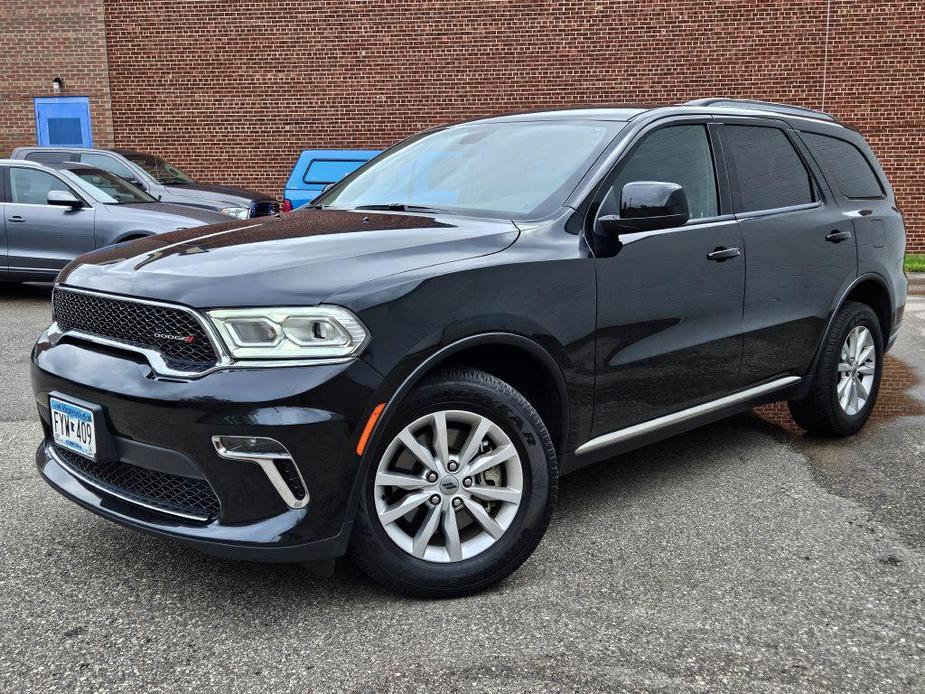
2,0,924,252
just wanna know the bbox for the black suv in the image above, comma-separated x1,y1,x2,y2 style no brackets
31,100,907,597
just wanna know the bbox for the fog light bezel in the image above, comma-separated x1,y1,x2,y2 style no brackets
212,435,309,509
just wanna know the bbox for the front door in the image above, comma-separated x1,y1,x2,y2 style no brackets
34,97,92,148
715,120,857,383
591,121,746,436
3,166,96,276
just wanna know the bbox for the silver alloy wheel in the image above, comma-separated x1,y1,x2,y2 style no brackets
836,325,877,416
373,410,524,563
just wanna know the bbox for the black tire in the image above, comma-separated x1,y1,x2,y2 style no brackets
788,301,884,437
350,367,558,598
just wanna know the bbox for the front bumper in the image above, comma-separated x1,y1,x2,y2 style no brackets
32,335,382,562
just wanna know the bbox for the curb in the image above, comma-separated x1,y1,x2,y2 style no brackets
908,273,925,296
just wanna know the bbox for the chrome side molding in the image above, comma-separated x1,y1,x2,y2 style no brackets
576,376,802,456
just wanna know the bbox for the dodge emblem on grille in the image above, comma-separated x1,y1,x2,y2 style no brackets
154,333,197,344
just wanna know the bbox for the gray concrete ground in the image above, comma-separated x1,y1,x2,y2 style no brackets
1,282,924,693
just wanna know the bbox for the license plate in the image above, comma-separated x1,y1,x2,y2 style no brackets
50,397,96,460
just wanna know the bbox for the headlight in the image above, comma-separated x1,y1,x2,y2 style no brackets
207,306,368,360
220,207,250,219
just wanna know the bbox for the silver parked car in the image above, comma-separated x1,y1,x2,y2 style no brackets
11,147,280,219
0,160,229,282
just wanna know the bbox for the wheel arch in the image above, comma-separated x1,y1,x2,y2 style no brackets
367,332,570,463
810,273,893,375
341,333,570,536
842,275,892,340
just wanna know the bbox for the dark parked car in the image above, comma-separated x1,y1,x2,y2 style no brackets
0,160,229,282
11,147,280,218
31,100,907,597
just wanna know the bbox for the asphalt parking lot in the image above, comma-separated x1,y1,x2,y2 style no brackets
2,282,924,693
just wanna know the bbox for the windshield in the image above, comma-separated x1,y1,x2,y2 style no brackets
121,152,197,185
61,168,158,204
317,120,624,219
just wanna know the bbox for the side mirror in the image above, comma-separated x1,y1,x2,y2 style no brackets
597,181,689,235
47,190,83,209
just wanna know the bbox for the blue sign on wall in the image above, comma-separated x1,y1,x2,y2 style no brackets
34,96,92,147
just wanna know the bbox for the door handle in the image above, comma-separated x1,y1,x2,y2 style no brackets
825,230,852,243
706,247,741,262
7,215,25,223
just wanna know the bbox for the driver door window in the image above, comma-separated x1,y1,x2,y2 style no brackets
609,125,719,220
9,168,78,205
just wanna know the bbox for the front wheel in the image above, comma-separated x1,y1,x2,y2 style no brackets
788,301,884,437
350,368,557,598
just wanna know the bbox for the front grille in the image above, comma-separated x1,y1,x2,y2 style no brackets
53,288,218,372
54,445,220,521
249,200,280,217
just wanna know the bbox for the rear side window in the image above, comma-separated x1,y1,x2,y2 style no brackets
24,151,72,164
609,124,719,219
719,125,815,213
79,153,137,181
800,132,884,199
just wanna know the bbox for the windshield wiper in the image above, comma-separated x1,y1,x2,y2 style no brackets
353,203,447,213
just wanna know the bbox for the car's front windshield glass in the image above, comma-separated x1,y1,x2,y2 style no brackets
122,152,197,185
61,168,158,204
317,120,625,219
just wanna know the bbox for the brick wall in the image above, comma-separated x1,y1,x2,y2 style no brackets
0,0,113,154
102,0,925,252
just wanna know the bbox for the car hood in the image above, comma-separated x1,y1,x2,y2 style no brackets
59,208,520,307
162,182,273,206
109,202,231,228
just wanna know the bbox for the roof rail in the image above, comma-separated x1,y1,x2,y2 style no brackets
683,98,836,122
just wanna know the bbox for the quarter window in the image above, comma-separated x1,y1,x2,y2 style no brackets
800,132,884,199
9,168,75,205
609,125,719,219
719,125,815,213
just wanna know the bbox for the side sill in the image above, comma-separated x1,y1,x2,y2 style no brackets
563,376,802,473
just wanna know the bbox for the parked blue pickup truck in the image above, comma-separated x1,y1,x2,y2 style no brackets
283,149,380,210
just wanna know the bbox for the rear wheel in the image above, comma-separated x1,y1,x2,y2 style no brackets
788,301,883,436
350,368,557,597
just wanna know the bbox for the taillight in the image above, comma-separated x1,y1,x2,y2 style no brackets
282,198,293,213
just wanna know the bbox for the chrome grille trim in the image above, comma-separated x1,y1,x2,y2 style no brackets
47,285,358,379
50,286,231,378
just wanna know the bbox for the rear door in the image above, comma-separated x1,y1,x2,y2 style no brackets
715,119,857,383
4,166,96,275
590,119,747,434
